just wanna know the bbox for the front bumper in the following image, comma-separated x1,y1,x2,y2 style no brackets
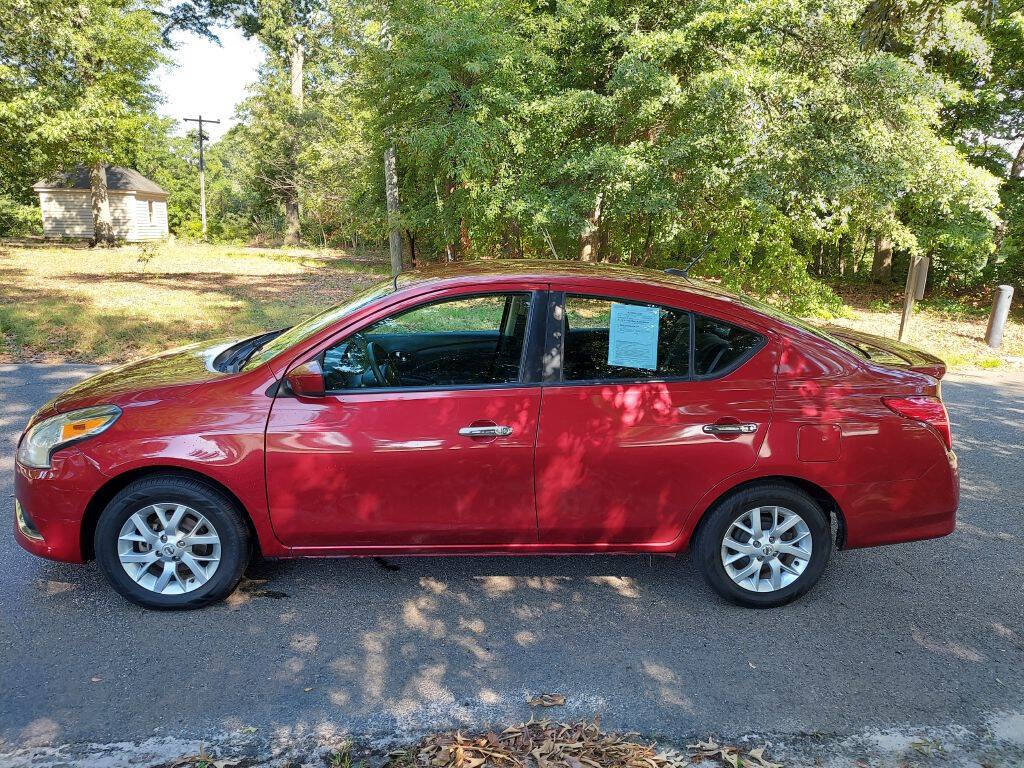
13,449,108,563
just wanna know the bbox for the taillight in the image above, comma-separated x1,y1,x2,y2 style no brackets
883,396,952,451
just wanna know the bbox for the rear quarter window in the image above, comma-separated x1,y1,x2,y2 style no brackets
693,315,763,377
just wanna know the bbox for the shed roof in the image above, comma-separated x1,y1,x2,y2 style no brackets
33,165,167,196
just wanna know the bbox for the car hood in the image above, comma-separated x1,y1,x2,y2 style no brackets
821,325,946,379
36,339,237,420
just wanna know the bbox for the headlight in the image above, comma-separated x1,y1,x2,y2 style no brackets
17,405,122,469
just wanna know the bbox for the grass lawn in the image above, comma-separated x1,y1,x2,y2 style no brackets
827,284,1024,372
0,240,389,363
1,240,1021,372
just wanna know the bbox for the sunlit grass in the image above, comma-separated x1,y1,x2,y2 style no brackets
1,241,1021,373
0,241,389,363
821,304,1024,373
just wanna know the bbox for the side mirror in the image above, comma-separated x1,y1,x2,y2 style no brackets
285,359,325,398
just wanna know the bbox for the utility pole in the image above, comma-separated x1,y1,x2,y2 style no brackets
183,115,221,238
381,16,403,277
384,146,402,277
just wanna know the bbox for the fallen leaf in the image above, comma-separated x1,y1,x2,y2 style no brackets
528,694,566,708
36,579,77,595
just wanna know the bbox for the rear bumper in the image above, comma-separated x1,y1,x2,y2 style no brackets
831,451,959,549
13,449,105,563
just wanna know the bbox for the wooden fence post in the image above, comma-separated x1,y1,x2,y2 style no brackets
898,255,923,341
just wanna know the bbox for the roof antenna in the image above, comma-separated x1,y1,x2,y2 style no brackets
665,236,714,280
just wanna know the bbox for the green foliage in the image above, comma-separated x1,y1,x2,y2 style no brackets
0,0,166,233
332,0,1003,308
5,0,1022,309
996,176,1024,291
0,195,41,236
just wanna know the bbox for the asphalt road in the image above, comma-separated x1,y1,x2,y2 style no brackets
1,363,1022,762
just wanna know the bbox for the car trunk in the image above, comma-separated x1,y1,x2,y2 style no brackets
821,326,947,380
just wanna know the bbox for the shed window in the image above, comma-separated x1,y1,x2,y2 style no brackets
147,200,154,223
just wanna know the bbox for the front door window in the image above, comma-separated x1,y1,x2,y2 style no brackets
322,292,532,391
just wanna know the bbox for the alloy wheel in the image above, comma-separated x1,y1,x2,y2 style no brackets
116,503,222,595
720,505,812,592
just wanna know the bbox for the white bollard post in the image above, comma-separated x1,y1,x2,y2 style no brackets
985,285,1014,349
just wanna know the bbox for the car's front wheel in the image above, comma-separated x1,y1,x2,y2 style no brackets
94,474,250,609
695,482,832,608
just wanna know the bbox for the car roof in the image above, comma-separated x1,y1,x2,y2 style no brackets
393,259,749,306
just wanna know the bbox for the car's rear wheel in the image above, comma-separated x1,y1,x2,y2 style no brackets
94,475,249,609
695,482,832,608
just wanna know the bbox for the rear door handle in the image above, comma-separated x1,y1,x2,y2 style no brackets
702,422,757,435
459,425,514,437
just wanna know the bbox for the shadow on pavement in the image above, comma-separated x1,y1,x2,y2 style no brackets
0,366,1021,751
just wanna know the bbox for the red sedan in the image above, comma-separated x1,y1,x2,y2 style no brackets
14,262,958,609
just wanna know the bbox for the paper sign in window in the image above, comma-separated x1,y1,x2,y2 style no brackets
607,303,659,370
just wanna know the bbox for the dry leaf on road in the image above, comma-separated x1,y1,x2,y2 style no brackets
528,693,566,707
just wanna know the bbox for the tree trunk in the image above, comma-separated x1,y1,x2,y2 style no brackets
872,233,893,283
384,146,402,275
858,231,871,276
501,220,524,259
579,192,604,262
1011,140,1024,180
284,194,300,246
283,38,304,247
987,142,1024,269
459,219,471,257
89,162,114,246
404,229,418,269
443,179,459,261
639,220,655,265
598,223,612,262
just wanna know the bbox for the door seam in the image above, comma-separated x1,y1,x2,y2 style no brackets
532,386,545,543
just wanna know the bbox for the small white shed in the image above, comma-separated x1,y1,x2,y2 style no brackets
33,166,169,241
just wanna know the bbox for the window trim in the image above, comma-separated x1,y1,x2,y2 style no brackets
319,289,546,396
546,291,766,386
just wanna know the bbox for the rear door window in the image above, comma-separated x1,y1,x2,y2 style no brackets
562,295,691,381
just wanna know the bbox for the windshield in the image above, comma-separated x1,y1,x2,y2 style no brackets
243,279,395,370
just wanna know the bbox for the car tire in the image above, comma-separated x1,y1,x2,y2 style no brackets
695,482,832,608
94,474,250,610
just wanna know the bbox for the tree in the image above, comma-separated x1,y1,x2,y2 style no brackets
221,0,331,245
344,0,1000,308
0,0,165,244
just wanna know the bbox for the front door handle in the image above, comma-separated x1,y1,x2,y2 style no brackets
459,425,514,438
702,422,757,435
